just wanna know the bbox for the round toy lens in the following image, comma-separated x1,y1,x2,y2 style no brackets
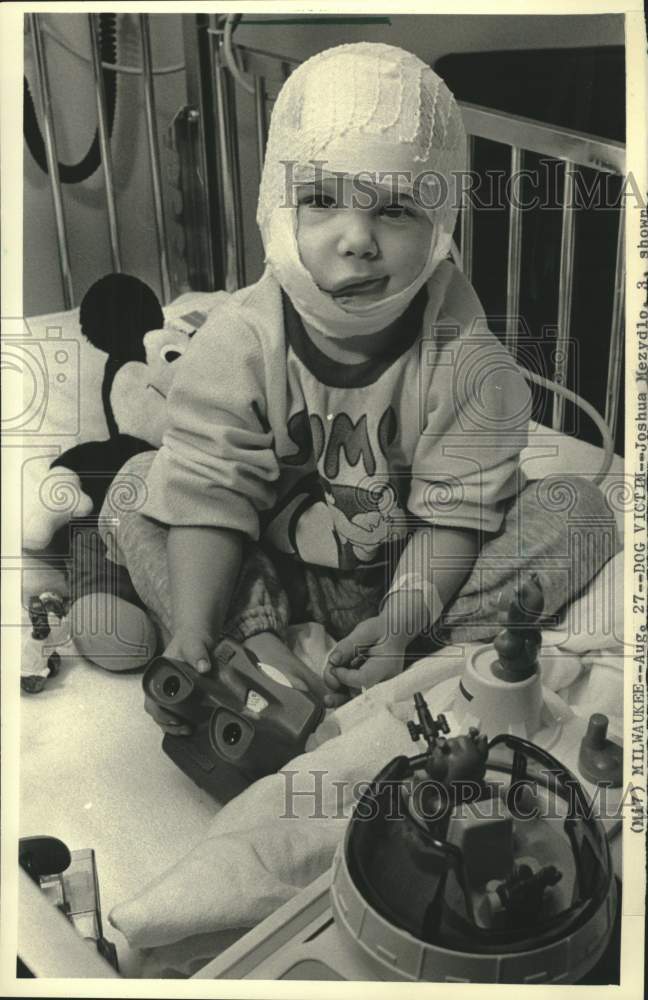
163,675,181,698
222,722,242,746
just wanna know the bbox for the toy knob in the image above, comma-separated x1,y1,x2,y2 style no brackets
583,713,609,749
578,712,623,787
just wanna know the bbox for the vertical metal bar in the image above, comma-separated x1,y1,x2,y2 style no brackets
553,164,576,431
505,145,523,357
139,14,171,303
604,203,625,438
88,14,121,273
29,14,74,309
254,75,268,180
212,25,245,290
181,15,220,289
460,136,474,283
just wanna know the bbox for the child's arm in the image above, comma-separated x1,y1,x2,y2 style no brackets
143,525,244,735
164,525,243,671
384,522,479,638
325,524,478,698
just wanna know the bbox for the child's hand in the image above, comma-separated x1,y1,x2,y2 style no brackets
144,626,214,736
165,626,214,675
323,615,408,701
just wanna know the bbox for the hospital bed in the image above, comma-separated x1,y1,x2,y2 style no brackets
13,12,628,981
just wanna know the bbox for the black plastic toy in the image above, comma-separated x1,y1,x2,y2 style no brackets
330,691,619,983
143,639,324,803
578,713,623,787
492,572,545,682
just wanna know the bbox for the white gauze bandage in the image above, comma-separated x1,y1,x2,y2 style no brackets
257,43,467,339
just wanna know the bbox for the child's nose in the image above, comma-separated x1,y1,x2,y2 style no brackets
336,211,377,259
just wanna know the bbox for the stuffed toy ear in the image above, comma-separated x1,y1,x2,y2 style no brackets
79,274,164,362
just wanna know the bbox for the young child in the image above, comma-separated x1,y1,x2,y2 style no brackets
97,43,614,727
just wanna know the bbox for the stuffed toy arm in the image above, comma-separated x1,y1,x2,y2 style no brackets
22,456,94,552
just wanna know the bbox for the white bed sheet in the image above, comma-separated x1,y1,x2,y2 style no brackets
18,651,219,975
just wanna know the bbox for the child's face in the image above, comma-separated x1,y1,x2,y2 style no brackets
296,176,433,306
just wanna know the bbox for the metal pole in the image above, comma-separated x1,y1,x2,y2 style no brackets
88,14,121,273
460,136,474,283
29,13,74,309
254,74,268,181
604,204,625,439
505,145,523,357
181,14,219,289
553,164,576,431
211,24,245,290
139,14,171,303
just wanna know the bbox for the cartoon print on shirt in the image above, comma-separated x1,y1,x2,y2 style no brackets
281,405,398,477
262,404,407,569
322,480,403,566
262,474,405,569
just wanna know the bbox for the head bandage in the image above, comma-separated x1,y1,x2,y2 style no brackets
257,43,467,338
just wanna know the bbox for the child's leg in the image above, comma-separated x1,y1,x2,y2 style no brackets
98,452,175,640
69,518,159,671
62,453,172,671
90,454,322,697
220,547,326,701
443,475,620,643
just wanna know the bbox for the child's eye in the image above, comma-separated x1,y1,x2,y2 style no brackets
299,192,337,209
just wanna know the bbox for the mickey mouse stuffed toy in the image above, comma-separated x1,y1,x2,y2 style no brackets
21,273,216,689
51,273,165,517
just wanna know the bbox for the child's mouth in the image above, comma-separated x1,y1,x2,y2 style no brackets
329,276,388,302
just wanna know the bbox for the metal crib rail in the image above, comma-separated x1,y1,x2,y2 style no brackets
210,23,247,291
505,144,524,358
450,101,626,439
139,14,172,305
28,13,74,310
88,13,121,274
27,12,173,305
555,164,577,433
189,26,625,443
460,135,475,286
606,206,626,439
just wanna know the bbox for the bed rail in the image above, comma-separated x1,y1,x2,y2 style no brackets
27,13,172,306
458,103,625,435
28,13,75,309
